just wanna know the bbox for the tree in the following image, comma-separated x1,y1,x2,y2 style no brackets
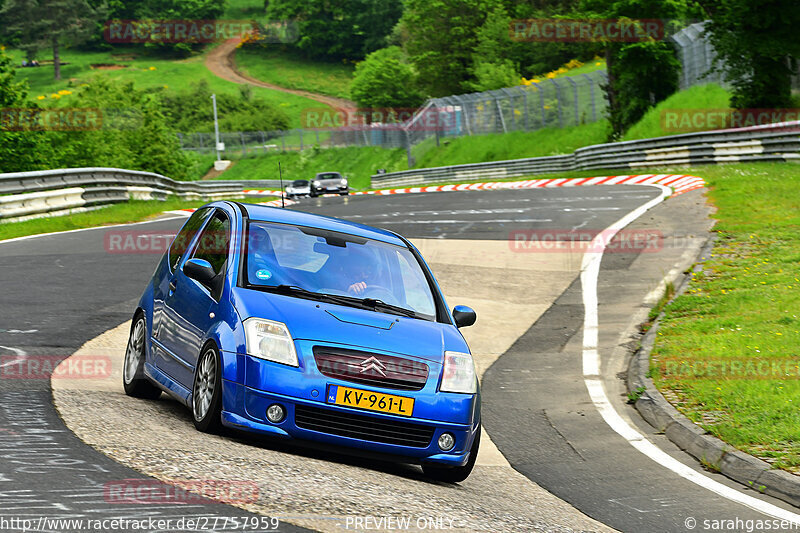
465,5,521,91
0,47,51,172
1,0,106,80
266,0,401,60
702,0,800,109
398,0,501,96
350,46,425,109
580,0,689,139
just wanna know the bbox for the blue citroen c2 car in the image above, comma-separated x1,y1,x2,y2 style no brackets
124,201,481,482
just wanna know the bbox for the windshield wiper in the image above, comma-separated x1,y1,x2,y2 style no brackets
360,298,418,318
259,285,419,319
261,285,373,310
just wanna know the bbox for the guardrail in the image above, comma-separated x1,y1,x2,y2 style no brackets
371,121,800,187
0,168,282,222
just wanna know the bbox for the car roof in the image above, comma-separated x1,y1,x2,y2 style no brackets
315,171,341,176
234,202,406,246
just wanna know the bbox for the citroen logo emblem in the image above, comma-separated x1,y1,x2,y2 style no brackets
358,356,386,377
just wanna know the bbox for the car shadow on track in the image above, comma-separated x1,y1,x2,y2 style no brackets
150,394,451,486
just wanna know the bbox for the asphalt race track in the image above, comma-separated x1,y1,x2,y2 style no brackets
1,186,799,532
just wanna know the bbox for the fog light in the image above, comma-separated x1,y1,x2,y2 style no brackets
266,404,285,423
437,432,455,451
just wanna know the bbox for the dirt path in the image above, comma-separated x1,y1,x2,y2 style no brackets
205,40,356,111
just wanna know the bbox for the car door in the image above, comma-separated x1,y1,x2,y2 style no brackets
152,207,213,344
156,209,231,389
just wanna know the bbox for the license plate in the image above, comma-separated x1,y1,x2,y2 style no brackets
326,385,414,417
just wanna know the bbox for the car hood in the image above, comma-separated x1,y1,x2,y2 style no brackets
232,288,464,363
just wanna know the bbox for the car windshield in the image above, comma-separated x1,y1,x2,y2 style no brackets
292,180,308,186
317,173,341,180
244,221,437,320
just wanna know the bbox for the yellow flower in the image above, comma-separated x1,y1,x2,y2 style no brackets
50,93,61,99
37,95,45,100
546,72,557,79
163,85,169,89
530,78,540,83
148,66,156,71
0,45,5,51
57,89,72,95
595,62,602,66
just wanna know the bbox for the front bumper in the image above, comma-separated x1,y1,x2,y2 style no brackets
220,344,479,466
313,185,349,195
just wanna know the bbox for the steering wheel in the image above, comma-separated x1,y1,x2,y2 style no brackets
360,286,400,306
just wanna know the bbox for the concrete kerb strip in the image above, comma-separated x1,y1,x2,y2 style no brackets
626,233,800,508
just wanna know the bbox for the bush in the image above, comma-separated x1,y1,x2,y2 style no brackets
350,46,424,109
159,80,291,133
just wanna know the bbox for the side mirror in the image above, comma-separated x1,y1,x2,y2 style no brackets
184,258,216,285
452,305,476,328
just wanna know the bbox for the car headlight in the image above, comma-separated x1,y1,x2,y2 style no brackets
340,178,348,186
313,180,322,187
440,351,477,393
243,318,298,367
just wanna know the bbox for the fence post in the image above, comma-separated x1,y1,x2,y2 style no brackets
584,74,597,122
501,88,516,130
538,86,546,128
565,76,579,125
315,129,320,145
240,132,247,156
494,95,507,133
551,79,564,128
404,129,415,167
299,129,303,150
281,131,286,151
454,95,471,136
522,89,529,131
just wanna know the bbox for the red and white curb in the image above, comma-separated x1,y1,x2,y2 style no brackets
167,197,296,216
347,174,705,198
174,175,706,216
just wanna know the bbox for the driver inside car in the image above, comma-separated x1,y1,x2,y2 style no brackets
347,258,376,296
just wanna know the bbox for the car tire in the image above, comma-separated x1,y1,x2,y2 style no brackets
191,343,224,434
122,315,162,400
422,426,480,483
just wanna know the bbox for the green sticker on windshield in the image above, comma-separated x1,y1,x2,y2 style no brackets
255,269,272,280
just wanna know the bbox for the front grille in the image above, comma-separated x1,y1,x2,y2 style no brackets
295,404,434,448
313,347,428,391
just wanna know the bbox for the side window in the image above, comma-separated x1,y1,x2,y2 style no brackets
169,208,212,271
190,212,231,275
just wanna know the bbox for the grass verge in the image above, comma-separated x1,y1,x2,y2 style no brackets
647,162,800,472
234,47,353,99
8,47,324,129
0,196,273,241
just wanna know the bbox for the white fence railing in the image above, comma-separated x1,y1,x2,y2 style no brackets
371,121,800,188
0,168,281,222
